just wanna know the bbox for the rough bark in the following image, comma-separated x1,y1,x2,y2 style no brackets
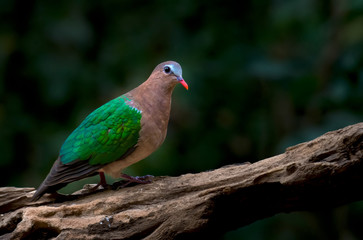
0,123,362,240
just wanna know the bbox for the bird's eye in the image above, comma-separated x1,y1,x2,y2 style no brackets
164,66,171,74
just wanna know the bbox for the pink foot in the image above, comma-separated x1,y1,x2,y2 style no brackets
92,172,108,190
120,173,154,187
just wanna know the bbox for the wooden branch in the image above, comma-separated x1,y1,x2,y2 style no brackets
1,123,362,239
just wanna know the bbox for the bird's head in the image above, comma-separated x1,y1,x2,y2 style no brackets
151,61,188,90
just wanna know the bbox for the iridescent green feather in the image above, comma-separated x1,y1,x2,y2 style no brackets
60,96,142,165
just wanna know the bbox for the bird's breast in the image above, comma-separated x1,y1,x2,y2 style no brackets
100,98,171,178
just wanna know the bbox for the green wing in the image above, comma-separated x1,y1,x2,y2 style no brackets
60,95,142,165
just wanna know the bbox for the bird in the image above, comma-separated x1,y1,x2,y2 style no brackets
32,61,188,201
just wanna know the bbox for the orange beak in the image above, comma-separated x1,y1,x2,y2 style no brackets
178,77,188,90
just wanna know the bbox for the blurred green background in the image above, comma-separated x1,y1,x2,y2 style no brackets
1,0,363,239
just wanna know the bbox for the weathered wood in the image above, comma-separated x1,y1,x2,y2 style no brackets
0,123,362,240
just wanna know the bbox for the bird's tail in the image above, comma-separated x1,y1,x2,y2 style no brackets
31,157,66,201
31,157,100,201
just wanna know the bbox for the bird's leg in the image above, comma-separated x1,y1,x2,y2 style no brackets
120,173,154,187
91,172,108,190
99,172,108,187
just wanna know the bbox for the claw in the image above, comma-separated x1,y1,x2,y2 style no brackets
114,173,154,188
91,172,109,191
120,173,154,183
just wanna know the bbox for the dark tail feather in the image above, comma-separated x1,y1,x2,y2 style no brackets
31,157,100,201
31,180,67,201
31,157,65,201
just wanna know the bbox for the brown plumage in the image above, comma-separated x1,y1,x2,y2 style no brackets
32,61,188,201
